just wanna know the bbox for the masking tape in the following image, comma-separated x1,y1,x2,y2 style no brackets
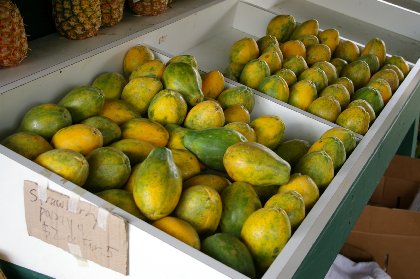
68,243,88,266
67,192,80,213
97,207,109,230
37,180,48,203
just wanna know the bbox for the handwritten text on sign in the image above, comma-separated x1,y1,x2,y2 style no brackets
23,180,128,275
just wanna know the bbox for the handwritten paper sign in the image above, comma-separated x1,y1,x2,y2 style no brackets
23,180,128,275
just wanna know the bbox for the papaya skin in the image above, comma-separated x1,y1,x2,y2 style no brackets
223,141,291,187
162,62,204,106
132,147,182,220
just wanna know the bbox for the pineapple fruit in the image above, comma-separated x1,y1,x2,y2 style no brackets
0,0,28,67
52,0,101,40
128,0,168,16
101,0,125,27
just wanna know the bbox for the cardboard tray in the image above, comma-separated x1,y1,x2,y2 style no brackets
0,1,420,278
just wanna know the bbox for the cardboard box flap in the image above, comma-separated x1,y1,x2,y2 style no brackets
384,155,420,183
352,205,420,236
370,177,420,208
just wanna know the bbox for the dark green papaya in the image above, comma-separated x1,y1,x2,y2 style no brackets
183,127,247,171
162,62,204,106
202,233,256,279
220,181,261,237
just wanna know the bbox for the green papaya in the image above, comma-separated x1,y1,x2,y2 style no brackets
223,141,291,187
202,233,256,279
58,85,105,123
132,147,182,220
220,181,261,237
183,127,247,171
162,62,204,106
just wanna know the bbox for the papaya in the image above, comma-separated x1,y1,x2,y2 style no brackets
257,35,279,53
258,50,282,74
165,124,190,150
123,45,154,76
294,150,334,189
183,127,247,171
35,148,89,186
129,59,166,80
81,115,121,146
174,185,222,235
251,115,286,150
278,173,319,211
2,131,53,160
132,147,182,220
341,60,371,90
352,86,384,115
229,37,259,64
51,123,103,156
202,233,256,279
184,99,225,130
307,136,347,170
361,37,386,66
85,147,132,192
320,127,357,154
384,55,410,77
148,89,188,126
275,138,310,167
98,99,139,126
266,14,296,43
58,85,105,123
217,85,255,113
167,54,198,69
223,104,250,124
121,117,169,147
153,216,201,249
121,76,163,116
224,122,256,142
19,103,72,140
110,138,154,166
241,207,291,273
220,181,261,237
170,148,201,181
290,19,319,40
162,62,204,106
92,72,127,100
183,173,231,192
258,75,289,102
264,190,306,230
95,189,146,220
223,142,291,187
239,59,270,89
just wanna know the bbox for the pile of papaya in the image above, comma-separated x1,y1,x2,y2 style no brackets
226,14,411,136
1,43,358,278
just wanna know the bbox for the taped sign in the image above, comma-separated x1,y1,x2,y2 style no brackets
23,180,128,275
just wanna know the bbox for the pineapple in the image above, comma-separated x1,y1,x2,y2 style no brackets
128,0,168,16
0,0,28,67
101,0,125,27
52,0,102,40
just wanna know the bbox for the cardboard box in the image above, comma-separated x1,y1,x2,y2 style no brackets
343,155,420,279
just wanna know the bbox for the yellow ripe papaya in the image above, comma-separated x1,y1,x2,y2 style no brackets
132,147,182,220
229,37,259,64
223,141,291,187
239,59,270,90
35,148,89,186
